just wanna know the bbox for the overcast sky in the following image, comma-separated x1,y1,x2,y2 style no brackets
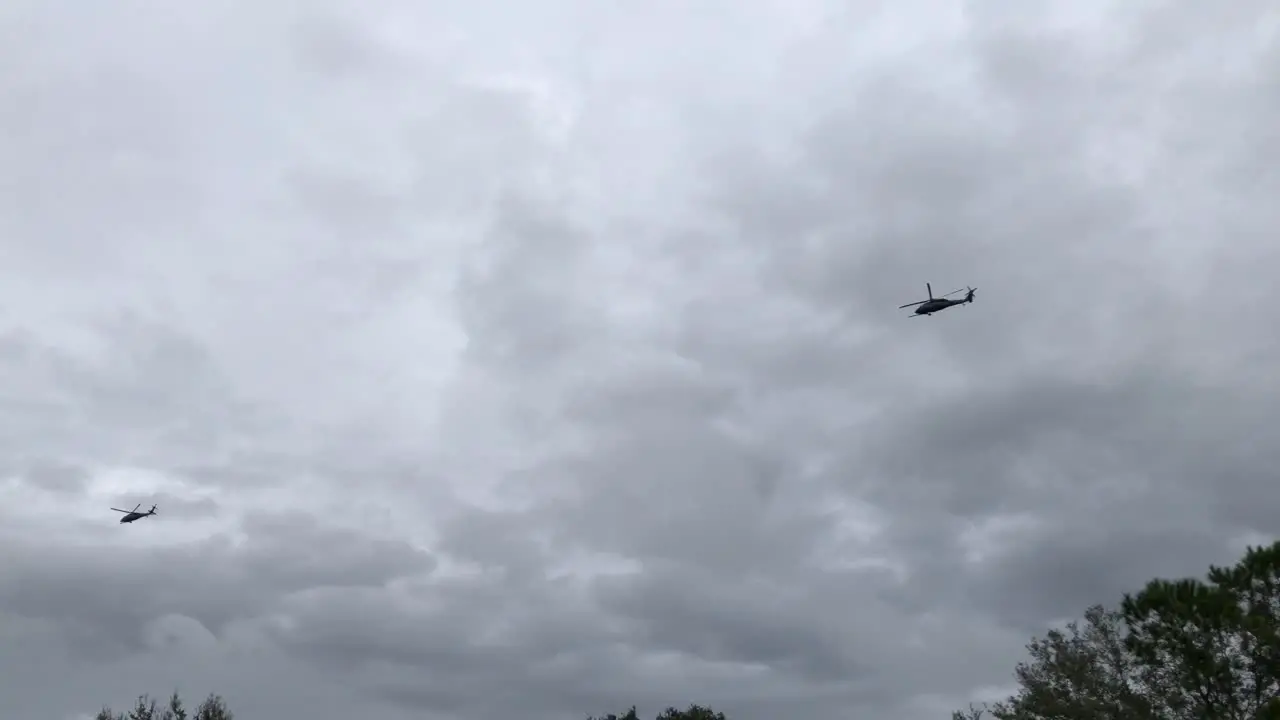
1,1,1278,718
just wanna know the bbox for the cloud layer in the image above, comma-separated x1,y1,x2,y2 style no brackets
2,1,1279,718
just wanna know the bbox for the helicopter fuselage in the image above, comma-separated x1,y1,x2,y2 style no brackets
120,513,144,523
915,299,961,314
901,284,976,317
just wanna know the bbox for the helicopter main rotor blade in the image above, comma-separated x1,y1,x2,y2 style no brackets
899,301,926,308
941,288,966,298
110,508,131,513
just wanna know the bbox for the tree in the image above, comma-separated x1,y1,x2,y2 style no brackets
93,691,230,720
192,693,233,720
957,541,1280,720
165,692,188,720
1121,543,1280,720
588,705,726,720
655,705,726,720
128,694,160,720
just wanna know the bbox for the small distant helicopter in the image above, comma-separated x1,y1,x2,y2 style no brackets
111,503,157,524
899,283,977,317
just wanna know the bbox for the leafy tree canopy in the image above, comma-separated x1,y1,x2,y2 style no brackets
956,541,1280,720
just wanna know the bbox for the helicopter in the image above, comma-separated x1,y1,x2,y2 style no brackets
899,283,977,317
111,503,157,524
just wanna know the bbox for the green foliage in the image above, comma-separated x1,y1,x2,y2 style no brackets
960,541,1280,720
589,704,726,720
94,692,229,720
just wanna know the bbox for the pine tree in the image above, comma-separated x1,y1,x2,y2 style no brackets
588,705,726,720
93,691,228,720
192,693,232,720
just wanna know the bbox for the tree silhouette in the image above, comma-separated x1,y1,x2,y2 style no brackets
588,704,727,720
958,541,1280,719
93,692,230,720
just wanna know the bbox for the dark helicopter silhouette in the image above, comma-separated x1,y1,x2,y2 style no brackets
111,503,157,524
899,283,976,317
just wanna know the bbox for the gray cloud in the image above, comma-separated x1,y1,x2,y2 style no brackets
16,459,90,493
1,1,1278,719
0,514,432,660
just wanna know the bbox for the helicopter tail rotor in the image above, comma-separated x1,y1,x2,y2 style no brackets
965,287,977,302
